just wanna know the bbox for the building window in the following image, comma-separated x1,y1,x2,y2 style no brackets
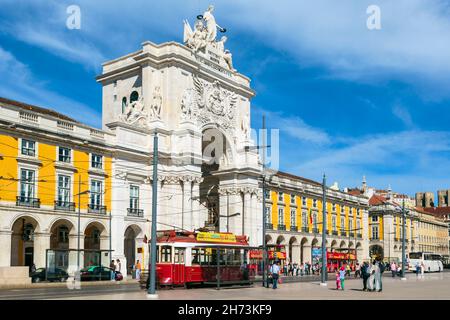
372,215,378,222
313,213,317,229
278,208,284,225
265,207,271,223
264,189,270,200
130,91,139,103
302,211,308,228
332,203,336,212
92,229,100,245
357,219,361,232
122,97,127,114
58,226,69,243
57,175,71,204
58,147,71,163
23,223,34,242
332,216,337,231
130,185,139,210
372,226,379,240
291,195,295,204
340,217,345,232
278,192,284,202
91,154,103,169
20,169,35,200
302,197,306,206
290,209,296,227
341,206,345,214
357,208,361,216
21,139,36,157
90,180,102,207
349,218,354,231
313,199,317,208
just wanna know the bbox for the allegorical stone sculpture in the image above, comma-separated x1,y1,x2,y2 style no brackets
150,86,162,120
183,5,235,72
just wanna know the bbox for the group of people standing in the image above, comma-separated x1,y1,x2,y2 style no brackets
282,261,318,276
109,259,122,281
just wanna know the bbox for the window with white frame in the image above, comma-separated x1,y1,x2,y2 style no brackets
57,175,71,205
341,205,345,214
290,209,296,227
302,211,308,228
278,192,284,202
340,217,345,232
372,226,379,239
313,199,317,208
278,208,284,225
332,216,337,231
313,213,317,229
372,215,378,222
58,147,71,163
332,203,336,212
264,189,270,200
20,169,35,200
90,180,102,208
349,218,354,231
130,185,139,210
302,197,306,206
357,219,361,232
91,154,103,169
290,195,295,204
265,206,271,224
21,139,36,157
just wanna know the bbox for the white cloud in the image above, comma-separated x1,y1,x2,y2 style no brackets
0,46,101,127
392,104,414,128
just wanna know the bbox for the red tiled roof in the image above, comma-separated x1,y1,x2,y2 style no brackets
421,207,450,217
347,189,363,196
369,194,388,206
0,97,78,123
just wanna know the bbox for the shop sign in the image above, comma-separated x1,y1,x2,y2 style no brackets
196,232,237,243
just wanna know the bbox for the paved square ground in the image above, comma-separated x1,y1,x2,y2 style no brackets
57,272,450,300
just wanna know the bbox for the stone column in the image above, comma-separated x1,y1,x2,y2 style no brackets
243,191,252,238
192,180,202,229
34,232,51,269
302,245,312,264
218,189,229,233
67,234,81,274
182,178,193,231
0,231,12,267
292,244,301,264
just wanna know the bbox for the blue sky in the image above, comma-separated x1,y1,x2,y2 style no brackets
1,0,450,196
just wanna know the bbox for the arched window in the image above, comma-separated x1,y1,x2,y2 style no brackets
23,223,34,242
130,91,139,103
122,97,127,113
58,226,69,243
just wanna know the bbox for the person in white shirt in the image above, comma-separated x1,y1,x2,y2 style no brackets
270,261,281,289
390,262,397,278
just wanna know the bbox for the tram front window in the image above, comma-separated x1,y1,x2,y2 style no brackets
160,246,172,263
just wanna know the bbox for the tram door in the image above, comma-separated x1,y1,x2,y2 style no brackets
173,248,185,285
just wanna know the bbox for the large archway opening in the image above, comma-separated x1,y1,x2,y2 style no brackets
49,219,76,271
84,222,106,267
369,244,384,261
124,225,143,275
200,126,233,232
10,216,39,269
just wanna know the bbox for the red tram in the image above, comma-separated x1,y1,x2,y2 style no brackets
154,230,256,288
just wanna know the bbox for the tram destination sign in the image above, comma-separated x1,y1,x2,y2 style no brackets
196,232,237,243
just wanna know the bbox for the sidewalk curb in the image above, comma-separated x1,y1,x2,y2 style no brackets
0,279,139,290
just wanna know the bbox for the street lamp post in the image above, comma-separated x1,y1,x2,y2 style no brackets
401,199,406,280
320,174,327,286
148,132,159,297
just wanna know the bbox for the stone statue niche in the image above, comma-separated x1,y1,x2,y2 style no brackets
183,5,236,72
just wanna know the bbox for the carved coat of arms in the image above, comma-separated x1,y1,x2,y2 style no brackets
181,75,237,134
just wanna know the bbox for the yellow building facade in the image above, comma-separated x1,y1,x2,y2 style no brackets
0,98,115,272
264,171,370,265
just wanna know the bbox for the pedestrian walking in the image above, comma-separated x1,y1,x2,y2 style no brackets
367,262,376,291
420,261,425,277
415,262,421,277
300,263,304,276
354,262,361,278
270,261,281,289
339,265,346,290
335,269,341,290
109,259,116,281
116,259,122,275
361,261,370,291
374,261,384,292
391,261,397,278
135,260,142,281
345,263,351,277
